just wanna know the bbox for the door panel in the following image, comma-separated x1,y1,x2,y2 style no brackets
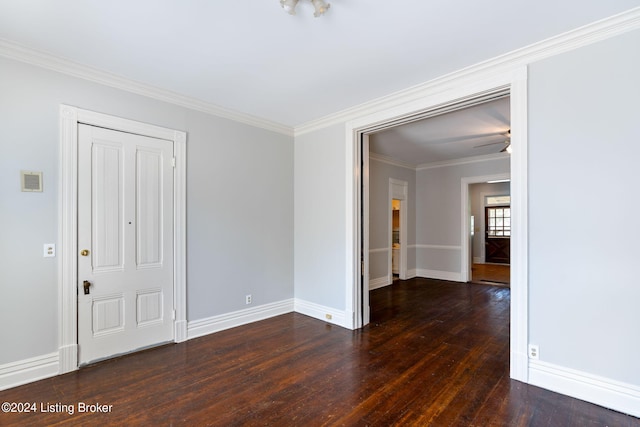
137,148,164,267
92,142,124,272
485,205,510,264
78,124,174,365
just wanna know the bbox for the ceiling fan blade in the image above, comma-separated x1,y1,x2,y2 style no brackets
500,143,511,153
474,140,508,148
472,129,510,148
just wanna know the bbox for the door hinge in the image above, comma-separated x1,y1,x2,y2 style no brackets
171,157,176,168
172,309,176,320
361,261,364,276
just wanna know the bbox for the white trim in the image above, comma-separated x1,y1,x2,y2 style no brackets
369,247,389,254
415,269,462,282
529,360,640,418
461,174,510,283
414,244,462,251
369,276,392,290
58,105,187,373
294,299,349,329
407,269,418,279
0,39,292,136
0,353,59,391
369,153,416,170
389,178,408,280
187,299,295,340
296,7,640,136
417,153,510,171
371,152,510,172
173,131,188,343
509,68,529,382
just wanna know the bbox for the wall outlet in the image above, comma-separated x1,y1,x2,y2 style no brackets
528,344,539,360
245,294,252,305
43,243,55,257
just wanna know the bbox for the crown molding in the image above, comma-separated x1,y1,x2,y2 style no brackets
0,39,293,137
294,6,640,136
370,151,509,171
2,6,638,139
416,152,510,170
369,152,416,170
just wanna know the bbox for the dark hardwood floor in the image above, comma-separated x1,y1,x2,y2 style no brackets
1,278,637,426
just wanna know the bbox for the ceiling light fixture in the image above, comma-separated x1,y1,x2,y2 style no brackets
280,0,330,17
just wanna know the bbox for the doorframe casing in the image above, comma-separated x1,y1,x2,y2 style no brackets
461,174,510,282
346,67,528,383
389,179,408,280
58,105,187,374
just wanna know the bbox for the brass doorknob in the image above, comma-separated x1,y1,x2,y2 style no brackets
80,249,90,256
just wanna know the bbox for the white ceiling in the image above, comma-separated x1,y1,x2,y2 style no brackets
0,1,638,129
370,97,511,166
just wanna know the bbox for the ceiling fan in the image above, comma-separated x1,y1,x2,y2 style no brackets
474,129,511,153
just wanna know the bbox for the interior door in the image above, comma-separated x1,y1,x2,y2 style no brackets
78,124,174,365
485,205,510,264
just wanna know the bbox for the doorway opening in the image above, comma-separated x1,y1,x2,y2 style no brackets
349,71,529,382
468,184,511,287
391,199,400,281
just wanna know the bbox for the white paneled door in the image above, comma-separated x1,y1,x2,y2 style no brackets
78,124,174,365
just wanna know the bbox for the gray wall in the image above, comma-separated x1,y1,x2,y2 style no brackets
528,29,640,385
293,124,346,309
415,159,510,275
368,158,416,282
368,158,510,282
0,57,294,365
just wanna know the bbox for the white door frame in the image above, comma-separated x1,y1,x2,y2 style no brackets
346,67,528,383
389,179,408,280
461,174,510,282
58,105,187,373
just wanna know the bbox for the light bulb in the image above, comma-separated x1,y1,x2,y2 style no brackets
280,0,299,15
311,0,330,17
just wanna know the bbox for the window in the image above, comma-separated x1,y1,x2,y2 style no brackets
487,206,510,237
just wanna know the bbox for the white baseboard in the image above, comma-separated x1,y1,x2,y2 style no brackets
369,275,392,290
529,360,640,418
187,299,294,340
294,298,349,329
415,268,463,282
58,344,78,374
0,352,59,391
174,320,188,343
473,257,483,264
407,269,418,279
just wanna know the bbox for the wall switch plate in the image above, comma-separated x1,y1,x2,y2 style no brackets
44,243,55,257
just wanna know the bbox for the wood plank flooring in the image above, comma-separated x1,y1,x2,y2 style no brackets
1,278,637,426
471,263,510,286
